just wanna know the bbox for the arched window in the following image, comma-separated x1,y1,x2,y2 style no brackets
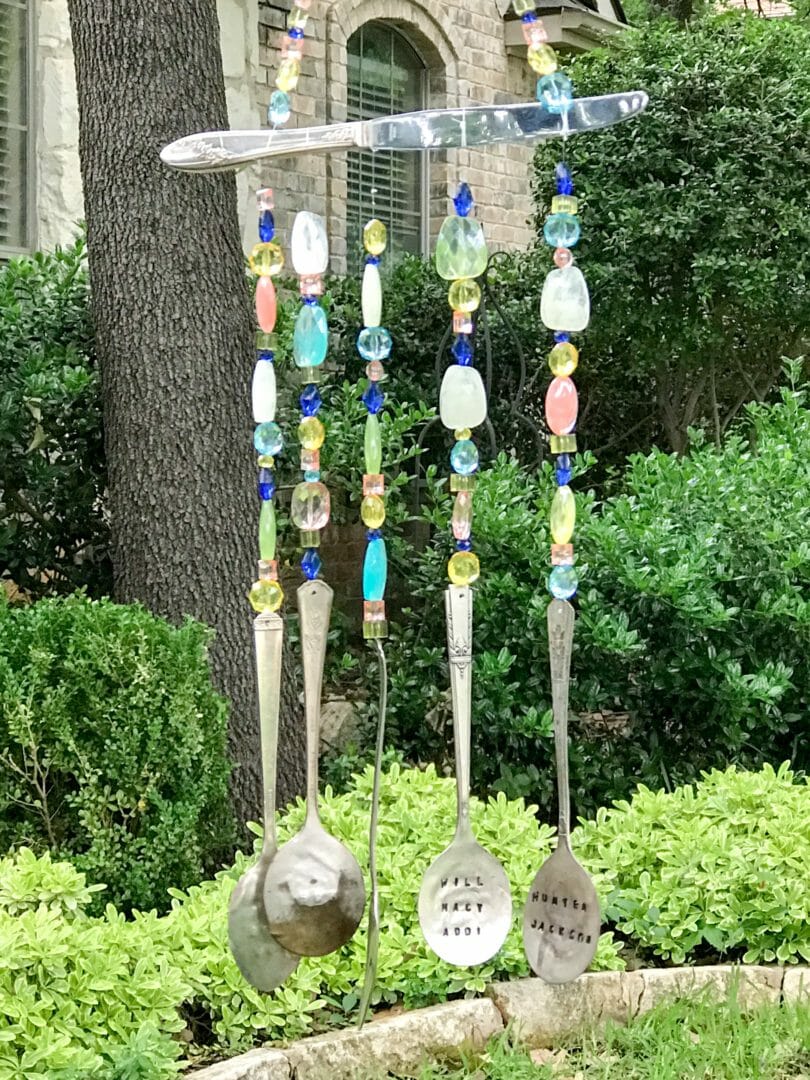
346,22,428,264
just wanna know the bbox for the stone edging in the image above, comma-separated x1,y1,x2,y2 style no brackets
191,965,809,1079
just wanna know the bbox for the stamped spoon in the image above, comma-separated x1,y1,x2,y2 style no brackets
263,579,366,956
228,612,299,991
523,599,600,984
418,585,512,966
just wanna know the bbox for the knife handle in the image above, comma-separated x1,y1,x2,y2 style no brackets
160,122,364,172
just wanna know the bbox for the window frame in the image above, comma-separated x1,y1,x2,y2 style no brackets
0,0,36,259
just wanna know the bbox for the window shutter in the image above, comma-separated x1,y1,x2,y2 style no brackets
0,0,30,253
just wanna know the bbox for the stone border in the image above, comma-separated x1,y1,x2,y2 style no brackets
191,965,809,1079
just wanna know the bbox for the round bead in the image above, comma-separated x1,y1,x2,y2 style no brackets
276,58,300,93
549,342,579,376
448,551,480,586
549,565,578,600
366,360,385,381
553,246,573,269
254,421,283,456
363,218,388,255
357,326,392,362
544,213,580,249
455,427,472,441
257,454,275,468
290,481,331,530
527,44,557,75
298,416,325,450
249,242,285,277
268,90,291,126
249,579,284,613
537,73,574,114
450,438,479,476
361,494,386,529
448,278,482,313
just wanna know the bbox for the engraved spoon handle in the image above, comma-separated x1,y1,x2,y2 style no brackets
547,599,575,843
446,585,474,841
298,580,334,822
254,613,284,855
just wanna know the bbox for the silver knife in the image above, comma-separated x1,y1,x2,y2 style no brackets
160,91,648,172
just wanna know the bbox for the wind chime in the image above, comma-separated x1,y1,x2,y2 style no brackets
162,0,646,1011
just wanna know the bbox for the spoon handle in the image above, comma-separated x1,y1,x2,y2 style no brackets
254,613,285,854
547,599,575,843
298,580,334,820
446,585,474,840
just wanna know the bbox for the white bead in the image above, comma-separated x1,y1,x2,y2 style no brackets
362,262,382,328
540,266,590,332
291,211,329,276
252,359,277,422
439,364,487,430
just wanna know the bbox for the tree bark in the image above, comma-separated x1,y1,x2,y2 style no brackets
66,0,305,826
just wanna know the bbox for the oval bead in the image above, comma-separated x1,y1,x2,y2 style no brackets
255,277,277,333
527,44,558,75
276,57,300,92
364,414,382,474
361,494,386,529
448,278,481,313
435,216,489,281
363,537,388,601
298,416,325,451
544,213,580,249
252,359,277,423
268,89,291,126
450,438,479,476
357,326,392,362
537,72,574,114
362,262,382,328
363,218,387,256
549,341,578,377
291,211,329,276
293,303,328,367
249,242,284,277
545,376,578,436
258,499,277,560
440,364,487,430
249,578,284,613
550,485,576,544
448,551,480,586
540,266,590,333
452,491,473,541
290,481,331,531
549,565,578,600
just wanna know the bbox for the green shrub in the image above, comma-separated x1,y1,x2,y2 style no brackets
576,763,810,966
0,593,233,914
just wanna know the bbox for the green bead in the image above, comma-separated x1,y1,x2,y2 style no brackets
550,485,576,545
550,434,577,454
365,413,382,475
259,500,276,560
435,216,489,281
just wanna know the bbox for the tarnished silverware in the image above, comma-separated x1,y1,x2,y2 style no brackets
523,599,600,983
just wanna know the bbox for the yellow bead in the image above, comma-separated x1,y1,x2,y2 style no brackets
448,551,480,586
298,416,325,451
450,474,477,492
249,242,285,277
448,278,482,313
249,579,284,613
528,44,557,75
257,454,275,468
363,218,387,256
550,485,576,545
552,195,578,215
360,494,386,529
549,342,579,377
550,434,577,454
276,58,300,93
454,427,472,441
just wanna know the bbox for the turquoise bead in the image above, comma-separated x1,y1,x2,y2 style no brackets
363,537,388,601
293,302,328,367
537,73,574,114
357,326,392,362
254,421,283,456
450,438,479,476
269,90,291,126
549,565,578,600
544,213,580,249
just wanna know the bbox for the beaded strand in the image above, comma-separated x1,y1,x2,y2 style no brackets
268,1,313,127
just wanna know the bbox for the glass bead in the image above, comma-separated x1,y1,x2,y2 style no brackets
448,278,482,313
513,0,536,13
366,360,385,381
299,274,323,297
254,421,283,456
551,543,574,566
268,90,291,126
436,216,489,281
301,549,322,580
365,414,382,474
293,302,328,367
554,332,570,342
289,5,309,27
300,529,320,548
363,620,388,641
553,247,574,269
440,365,487,430
255,277,277,334
257,188,274,211
362,381,385,414
276,57,300,93
455,427,472,441
549,341,578,376
452,490,473,541
545,376,578,436
256,330,275,351
298,416,325,450
249,578,284,613
363,537,388,602
288,25,305,38
552,195,578,215
363,474,385,496
362,262,382,327
300,383,322,416
452,335,474,364
541,266,590,332
258,559,278,581
448,550,480,586
252,357,277,422
258,209,275,242
361,494,386,529
258,468,276,501
366,529,383,541
453,182,474,217
364,600,386,622
363,218,387,255
249,241,284,276
291,481,330,530
453,311,474,335
549,565,578,600
281,34,303,60
544,213,580,249
556,162,574,195
257,454,275,468
291,211,329,276
456,539,473,551
357,326,392,362
451,438,479,476
259,499,277,560
538,73,574,114
523,19,548,44
528,44,557,75
450,474,477,492
550,485,576,544
550,434,577,454
556,464,573,485
300,448,319,472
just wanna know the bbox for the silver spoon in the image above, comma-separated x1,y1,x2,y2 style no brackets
228,612,299,991
418,585,512,966
523,599,601,984
263,579,366,956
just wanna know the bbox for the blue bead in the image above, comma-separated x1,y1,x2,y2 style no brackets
357,326,393,362
549,565,578,600
456,539,473,551
556,162,574,195
257,468,276,500
363,537,388,601
557,453,571,470
304,470,320,482
254,422,283,456
268,90,291,126
259,210,275,242
288,26,304,38
366,255,381,266
544,213,580,249
303,296,318,306
451,439,479,476
362,381,385,414
556,466,573,486
293,302,328,367
366,529,383,541
452,335,474,363
522,10,537,20
554,332,570,343
300,383,322,416
538,74,574,114
301,549,322,580
453,181,474,218
257,349,274,363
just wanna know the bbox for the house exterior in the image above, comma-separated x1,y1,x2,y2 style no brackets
4,0,628,270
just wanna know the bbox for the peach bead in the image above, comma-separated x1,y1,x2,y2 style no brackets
256,277,277,333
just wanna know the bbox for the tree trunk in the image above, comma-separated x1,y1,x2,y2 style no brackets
66,0,305,826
